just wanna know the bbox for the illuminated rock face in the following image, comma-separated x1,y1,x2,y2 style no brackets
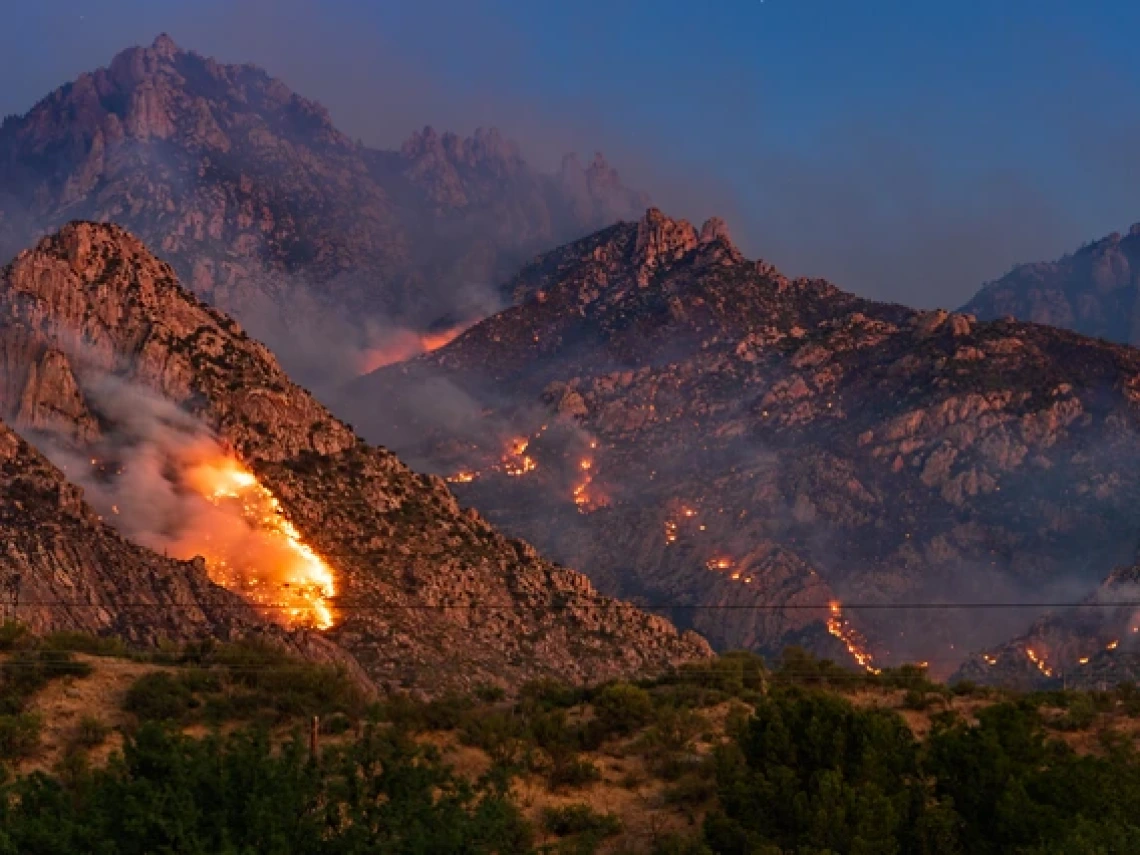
351,209,1140,676
0,222,711,694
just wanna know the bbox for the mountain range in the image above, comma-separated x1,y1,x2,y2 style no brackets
346,209,1140,681
5,35,1140,691
0,34,647,389
0,221,709,694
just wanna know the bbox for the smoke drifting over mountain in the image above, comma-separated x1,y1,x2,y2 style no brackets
27,378,337,629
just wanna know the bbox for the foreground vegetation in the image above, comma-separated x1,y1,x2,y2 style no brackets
3,626,1140,852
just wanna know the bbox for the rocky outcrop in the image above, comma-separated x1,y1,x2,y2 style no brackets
962,225,1140,346
0,222,711,693
348,209,1140,676
0,35,649,386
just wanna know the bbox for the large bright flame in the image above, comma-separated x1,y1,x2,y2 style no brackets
827,600,880,674
180,456,337,629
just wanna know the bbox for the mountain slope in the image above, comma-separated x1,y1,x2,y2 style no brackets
0,221,709,693
0,35,647,385
962,224,1140,346
0,411,269,645
345,209,1140,675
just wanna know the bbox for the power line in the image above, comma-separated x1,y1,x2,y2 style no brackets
7,600,1140,611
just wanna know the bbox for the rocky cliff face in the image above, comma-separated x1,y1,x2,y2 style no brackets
0,35,648,386
346,209,1140,676
962,224,1140,347
0,222,710,693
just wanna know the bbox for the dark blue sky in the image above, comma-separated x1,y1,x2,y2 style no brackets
5,0,1139,307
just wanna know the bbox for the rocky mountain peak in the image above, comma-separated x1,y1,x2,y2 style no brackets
151,32,181,59
632,208,699,280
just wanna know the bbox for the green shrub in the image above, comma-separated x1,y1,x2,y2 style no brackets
39,631,128,657
548,754,601,790
0,620,29,651
74,715,110,749
0,649,92,713
541,803,622,837
0,711,42,759
592,683,654,738
123,672,195,723
650,832,714,855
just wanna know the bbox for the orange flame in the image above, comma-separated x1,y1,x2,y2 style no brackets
181,456,336,629
1025,647,1053,677
827,600,880,673
356,322,474,374
503,437,537,477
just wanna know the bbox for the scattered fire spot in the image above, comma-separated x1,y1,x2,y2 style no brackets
503,437,537,477
827,601,880,673
1079,657,1090,665
446,471,477,484
1107,639,1119,650
664,520,678,544
983,654,998,666
1025,647,1053,677
706,557,734,572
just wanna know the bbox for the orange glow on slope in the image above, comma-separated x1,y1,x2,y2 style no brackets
356,322,475,373
180,456,336,629
1025,647,1053,677
572,451,608,513
827,600,880,673
503,437,538,477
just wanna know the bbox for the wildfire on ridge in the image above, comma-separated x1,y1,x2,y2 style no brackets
572,442,608,513
356,322,475,374
503,437,538,477
1025,647,1053,677
181,455,337,630
827,600,880,674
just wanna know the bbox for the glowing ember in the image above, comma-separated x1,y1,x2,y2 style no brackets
826,601,880,674
181,456,337,629
446,471,477,484
983,654,998,666
503,437,537,477
664,520,678,544
1107,639,1120,650
1079,656,1090,665
706,557,734,571
571,448,608,513
1025,647,1053,677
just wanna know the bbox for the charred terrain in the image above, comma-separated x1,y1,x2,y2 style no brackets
347,209,1140,684
0,221,709,694
0,35,647,386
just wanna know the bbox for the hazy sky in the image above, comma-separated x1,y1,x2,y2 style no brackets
4,0,1139,308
